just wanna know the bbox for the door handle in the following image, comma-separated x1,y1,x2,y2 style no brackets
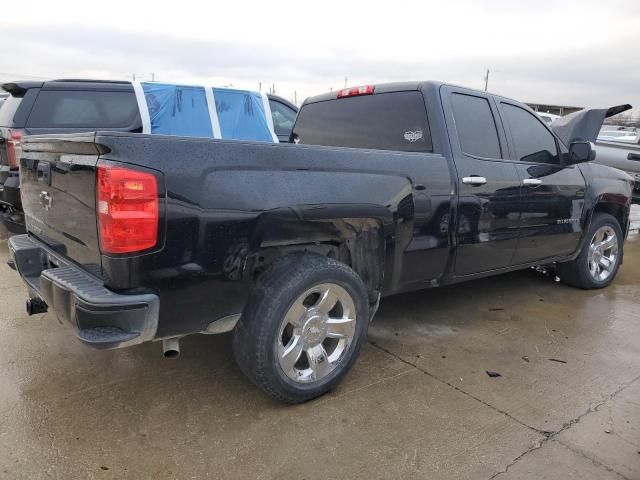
522,178,543,186
462,176,487,186
628,153,640,161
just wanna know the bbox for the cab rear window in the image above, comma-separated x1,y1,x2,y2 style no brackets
27,90,140,128
292,91,432,152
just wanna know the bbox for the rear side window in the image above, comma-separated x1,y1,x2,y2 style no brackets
450,93,501,159
292,91,432,152
501,103,559,164
27,90,140,128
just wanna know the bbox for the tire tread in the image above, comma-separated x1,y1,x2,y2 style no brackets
233,253,369,403
558,213,623,289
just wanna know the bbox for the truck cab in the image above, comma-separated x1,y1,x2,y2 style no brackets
293,82,616,281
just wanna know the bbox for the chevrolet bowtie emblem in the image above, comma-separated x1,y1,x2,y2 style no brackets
39,191,52,211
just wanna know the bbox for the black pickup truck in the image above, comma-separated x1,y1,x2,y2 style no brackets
8,81,633,403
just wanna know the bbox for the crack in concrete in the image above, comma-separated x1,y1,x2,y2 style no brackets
555,440,632,480
369,341,544,435
487,441,546,480
368,340,640,480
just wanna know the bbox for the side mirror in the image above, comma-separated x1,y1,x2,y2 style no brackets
565,141,595,165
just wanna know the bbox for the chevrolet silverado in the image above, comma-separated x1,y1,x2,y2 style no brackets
8,81,633,403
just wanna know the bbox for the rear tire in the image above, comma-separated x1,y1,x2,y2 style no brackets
557,213,623,289
233,253,369,404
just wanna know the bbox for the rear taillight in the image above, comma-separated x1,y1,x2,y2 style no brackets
337,85,375,98
7,129,23,169
97,164,159,254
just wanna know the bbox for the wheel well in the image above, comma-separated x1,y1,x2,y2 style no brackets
593,202,628,236
253,218,384,303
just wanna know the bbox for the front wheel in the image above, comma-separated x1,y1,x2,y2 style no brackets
233,253,369,403
558,213,623,289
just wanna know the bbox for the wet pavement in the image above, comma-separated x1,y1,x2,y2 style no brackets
0,214,639,479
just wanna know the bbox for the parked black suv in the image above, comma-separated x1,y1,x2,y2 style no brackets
0,79,297,233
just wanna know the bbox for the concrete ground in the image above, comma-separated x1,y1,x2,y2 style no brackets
0,208,639,479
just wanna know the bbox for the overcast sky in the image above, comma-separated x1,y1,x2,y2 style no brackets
2,0,639,110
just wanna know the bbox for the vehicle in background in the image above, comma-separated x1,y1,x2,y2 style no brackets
0,80,298,233
593,135,640,202
536,111,561,124
598,125,638,143
551,104,639,204
8,81,632,403
269,94,298,142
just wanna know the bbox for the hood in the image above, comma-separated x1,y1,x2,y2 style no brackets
551,104,632,146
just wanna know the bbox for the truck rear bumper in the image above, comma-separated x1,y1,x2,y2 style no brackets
8,234,159,349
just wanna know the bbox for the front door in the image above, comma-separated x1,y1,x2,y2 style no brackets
497,102,586,264
441,87,522,276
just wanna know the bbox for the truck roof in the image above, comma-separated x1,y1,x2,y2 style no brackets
303,80,520,107
304,81,428,104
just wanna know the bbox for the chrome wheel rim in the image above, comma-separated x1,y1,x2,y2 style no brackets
276,283,357,383
588,226,618,282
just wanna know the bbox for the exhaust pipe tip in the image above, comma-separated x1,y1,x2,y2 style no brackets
164,349,180,359
162,338,180,359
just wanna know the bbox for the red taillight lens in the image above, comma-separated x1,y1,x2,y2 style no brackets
97,164,159,254
337,85,375,98
7,129,23,169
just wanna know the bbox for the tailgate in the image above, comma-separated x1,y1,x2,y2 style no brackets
20,133,103,272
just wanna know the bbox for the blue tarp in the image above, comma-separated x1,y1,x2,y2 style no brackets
141,83,213,137
135,82,277,143
213,88,275,142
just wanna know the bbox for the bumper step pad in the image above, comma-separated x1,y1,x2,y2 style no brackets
77,326,140,346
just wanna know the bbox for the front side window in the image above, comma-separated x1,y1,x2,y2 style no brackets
501,103,559,164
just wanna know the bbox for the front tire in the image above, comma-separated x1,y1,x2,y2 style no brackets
233,253,370,403
558,213,623,289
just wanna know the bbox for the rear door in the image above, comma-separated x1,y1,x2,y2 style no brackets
498,102,586,264
441,86,522,275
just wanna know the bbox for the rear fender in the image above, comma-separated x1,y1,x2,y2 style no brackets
251,205,393,303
